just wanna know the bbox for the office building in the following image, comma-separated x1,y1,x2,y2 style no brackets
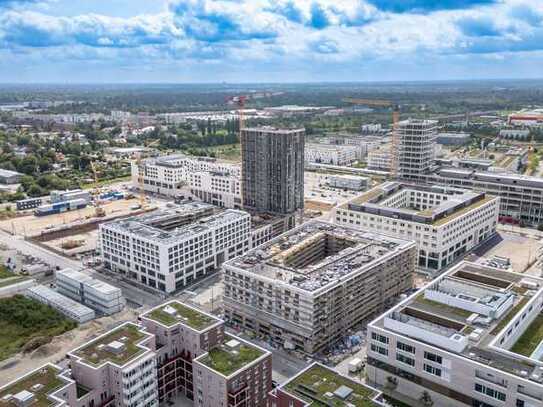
326,174,369,191
186,170,242,209
99,203,250,293
25,285,96,323
56,268,125,315
368,148,393,171
334,182,499,272
304,143,358,166
367,261,543,407
397,119,438,181
223,220,416,354
241,127,305,216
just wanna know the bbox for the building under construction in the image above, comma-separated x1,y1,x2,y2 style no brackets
397,119,438,181
241,127,305,222
222,220,416,354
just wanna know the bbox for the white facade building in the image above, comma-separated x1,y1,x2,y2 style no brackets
368,148,393,171
99,203,250,293
26,285,96,323
186,170,242,209
326,174,369,191
367,261,543,407
56,268,125,315
334,182,499,273
304,143,358,165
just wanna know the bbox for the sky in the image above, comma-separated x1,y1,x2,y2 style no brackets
1,0,543,83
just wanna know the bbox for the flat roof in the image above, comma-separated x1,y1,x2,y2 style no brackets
195,335,266,377
56,269,120,295
281,363,379,406
0,169,22,177
70,323,150,367
371,261,543,382
142,301,220,330
225,220,413,293
27,285,95,319
0,365,66,407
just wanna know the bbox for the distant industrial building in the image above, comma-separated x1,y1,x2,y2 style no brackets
50,189,91,204
508,108,543,126
56,268,125,315
223,220,416,353
25,284,95,323
241,127,305,218
436,132,471,145
499,128,531,140
334,182,499,272
0,169,23,184
367,261,543,407
100,202,250,293
16,197,43,211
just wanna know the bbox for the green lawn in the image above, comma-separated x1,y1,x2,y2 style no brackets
491,297,529,335
0,295,77,361
0,365,64,407
414,296,472,319
0,265,13,279
199,344,263,376
511,314,543,357
146,302,216,330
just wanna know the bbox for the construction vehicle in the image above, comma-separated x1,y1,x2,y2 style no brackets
342,98,400,177
90,161,106,217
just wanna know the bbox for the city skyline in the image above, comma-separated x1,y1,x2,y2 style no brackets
1,0,543,83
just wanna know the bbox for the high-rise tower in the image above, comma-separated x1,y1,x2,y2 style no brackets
397,119,437,181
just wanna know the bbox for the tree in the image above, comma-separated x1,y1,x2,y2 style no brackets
27,184,45,197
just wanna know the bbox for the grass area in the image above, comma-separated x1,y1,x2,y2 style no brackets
0,365,64,407
0,295,77,361
0,276,29,288
199,342,263,376
511,314,543,357
81,175,131,189
73,323,145,366
383,395,412,407
490,297,529,335
414,296,473,319
284,364,377,406
433,195,495,226
0,265,13,279
208,143,241,162
146,302,217,330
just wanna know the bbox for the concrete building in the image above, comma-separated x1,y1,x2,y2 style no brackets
458,158,494,171
436,132,471,146
25,284,96,323
0,169,23,184
367,148,392,171
0,301,272,407
367,261,543,407
222,220,417,354
397,119,438,181
99,203,250,293
132,155,240,198
241,127,305,217
334,182,499,273
500,128,531,140
304,143,358,166
508,109,543,126
50,189,91,204
326,174,369,191
56,268,125,315
186,170,242,209
269,362,386,406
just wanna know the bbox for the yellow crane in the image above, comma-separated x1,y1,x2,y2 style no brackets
90,161,106,217
342,98,400,177
135,139,161,209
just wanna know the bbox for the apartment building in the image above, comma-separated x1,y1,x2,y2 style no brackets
367,148,393,171
56,268,125,315
132,155,240,198
99,202,250,293
397,119,438,180
334,182,499,273
186,170,242,209
140,300,272,407
0,301,272,407
304,143,358,166
269,362,386,406
367,261,543,407
223,220,417,354
241,127,305,216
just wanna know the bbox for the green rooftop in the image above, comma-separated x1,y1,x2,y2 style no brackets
72,323,147,366
145,301,217,330
0,365,65,407
284,364,378,407
432,195,495,226
511,314,543,357
198,338,264,376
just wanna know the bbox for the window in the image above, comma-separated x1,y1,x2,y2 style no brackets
423,363,442,377
424,351,442,364
371,332,389,344
396,353,415,367
475,383,506,402
370,343,388,356
397,342,415,354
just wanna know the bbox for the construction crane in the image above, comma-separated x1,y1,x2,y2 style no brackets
135,139,161,209
90,161,106,217
342,98,400,177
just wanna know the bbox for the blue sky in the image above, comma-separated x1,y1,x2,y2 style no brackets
1,0,542,83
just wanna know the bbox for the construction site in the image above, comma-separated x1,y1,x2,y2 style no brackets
222,220,417,354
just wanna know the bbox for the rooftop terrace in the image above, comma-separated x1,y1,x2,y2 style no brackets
282,363,379,406
196,336,265,377
0,365,65,407
71,323,149,367
143,301,219,331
